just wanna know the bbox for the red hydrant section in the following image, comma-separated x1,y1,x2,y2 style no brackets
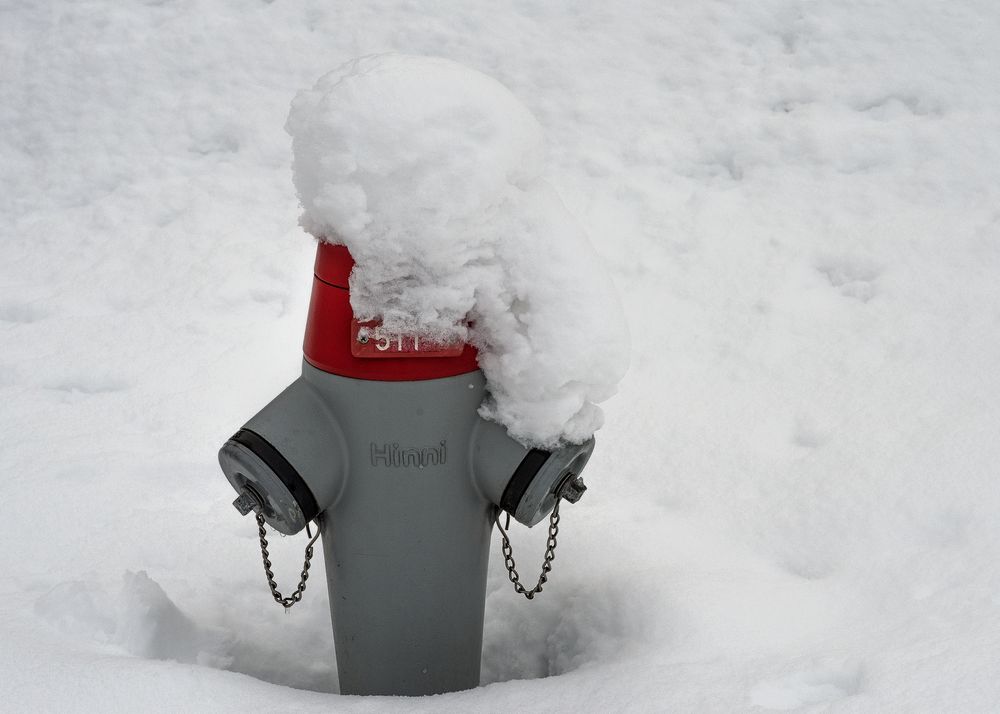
303,242,481,381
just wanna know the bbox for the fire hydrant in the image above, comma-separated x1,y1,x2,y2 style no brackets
218,242,594,696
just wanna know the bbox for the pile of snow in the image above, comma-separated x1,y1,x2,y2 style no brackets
286,54,629,447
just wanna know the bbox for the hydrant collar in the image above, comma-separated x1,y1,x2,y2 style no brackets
304,242,481,381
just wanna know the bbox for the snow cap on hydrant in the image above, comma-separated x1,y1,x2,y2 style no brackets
217,53,626,697
285,53,630,448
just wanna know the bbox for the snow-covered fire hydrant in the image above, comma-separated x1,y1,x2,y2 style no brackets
218,242,595,696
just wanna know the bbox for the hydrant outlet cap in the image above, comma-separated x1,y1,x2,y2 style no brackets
218,429,318,535
507,438,595,527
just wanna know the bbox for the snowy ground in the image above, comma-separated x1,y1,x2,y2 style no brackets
3,1,1000,712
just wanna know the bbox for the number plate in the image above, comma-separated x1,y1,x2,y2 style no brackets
350,319,465,358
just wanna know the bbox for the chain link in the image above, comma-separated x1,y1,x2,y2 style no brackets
253,482,574,606
495,500,561,600
257,514,321,610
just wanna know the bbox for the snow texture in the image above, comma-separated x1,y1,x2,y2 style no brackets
287,54,630,447
4,0,1000,712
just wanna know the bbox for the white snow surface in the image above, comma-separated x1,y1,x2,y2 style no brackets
3,1,1000,712
287,54,629,446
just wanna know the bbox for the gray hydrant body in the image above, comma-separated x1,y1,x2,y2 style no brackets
218,243,593,696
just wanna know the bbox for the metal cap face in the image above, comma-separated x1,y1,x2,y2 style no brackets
513,438,595,526
218,438,308,535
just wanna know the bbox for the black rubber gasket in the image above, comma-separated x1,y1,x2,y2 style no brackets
230,428,320,522
499,448,551,515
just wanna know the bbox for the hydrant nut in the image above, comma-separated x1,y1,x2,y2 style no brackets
560,474,587,504
232,490,260,516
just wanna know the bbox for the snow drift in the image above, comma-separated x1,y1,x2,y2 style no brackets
285,54,630,447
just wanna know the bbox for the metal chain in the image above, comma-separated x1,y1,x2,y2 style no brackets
256,514,321,610
495,500,561,600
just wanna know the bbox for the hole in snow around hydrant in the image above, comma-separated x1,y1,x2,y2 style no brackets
35,567,638,695
480,581,638,684
34,571,339,694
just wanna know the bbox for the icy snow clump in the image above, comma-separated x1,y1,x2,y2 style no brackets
286,54,629,447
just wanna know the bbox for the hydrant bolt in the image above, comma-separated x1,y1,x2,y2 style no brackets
232,490,261,516
560,474,587,504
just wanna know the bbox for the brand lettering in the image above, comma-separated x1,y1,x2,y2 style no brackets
370,441,447,468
